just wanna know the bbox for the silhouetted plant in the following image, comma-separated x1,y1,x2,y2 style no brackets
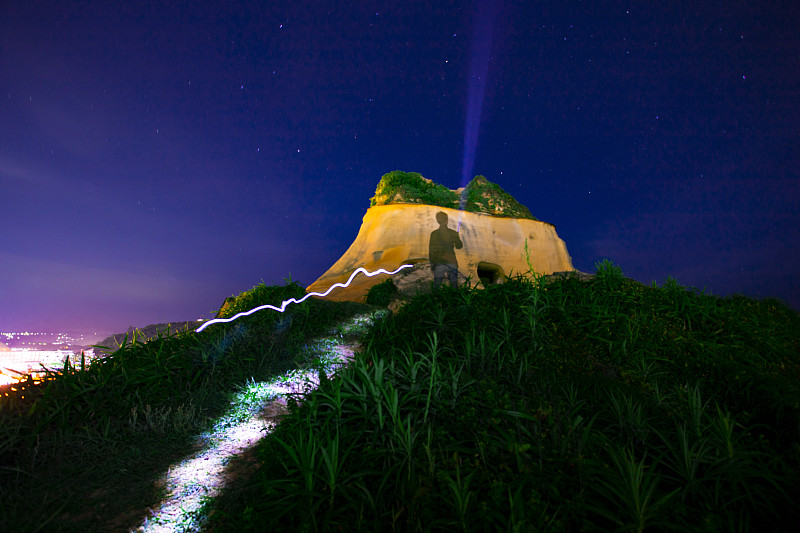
365,278,398,307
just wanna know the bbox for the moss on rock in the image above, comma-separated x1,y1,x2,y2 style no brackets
369,170,537,220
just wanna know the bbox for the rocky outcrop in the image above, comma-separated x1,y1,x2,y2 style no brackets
307,200,575,303
95,321,203,355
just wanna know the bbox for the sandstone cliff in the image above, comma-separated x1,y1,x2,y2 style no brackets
307,173,574,303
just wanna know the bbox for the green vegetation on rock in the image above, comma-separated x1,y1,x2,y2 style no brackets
370,170,459,209
370,170,537,220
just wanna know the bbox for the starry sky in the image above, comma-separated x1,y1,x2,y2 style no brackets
2,0,799,334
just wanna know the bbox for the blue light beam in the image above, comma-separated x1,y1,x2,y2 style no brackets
460,0,500,194
458,0,500,232
195,264,413,333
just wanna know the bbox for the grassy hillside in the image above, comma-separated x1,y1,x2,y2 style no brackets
2,264,799,532
0,282,383,532
205,264,800,532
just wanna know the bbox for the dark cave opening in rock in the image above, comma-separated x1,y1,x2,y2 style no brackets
476,262,505,287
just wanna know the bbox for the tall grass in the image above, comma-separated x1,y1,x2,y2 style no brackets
0,281,382,532
207,263,800,532
2,263,798,532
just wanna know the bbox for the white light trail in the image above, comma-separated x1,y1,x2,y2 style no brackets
138,321,373,532
138,360,341,531
196,264,412,333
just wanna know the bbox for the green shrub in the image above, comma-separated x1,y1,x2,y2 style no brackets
463,175,537,219
365,279,398,307
216,280,306,320
370,170,459,209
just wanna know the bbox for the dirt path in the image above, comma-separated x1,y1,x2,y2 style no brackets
123,342,359,532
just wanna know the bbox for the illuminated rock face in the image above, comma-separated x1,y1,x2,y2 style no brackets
306,204,574,302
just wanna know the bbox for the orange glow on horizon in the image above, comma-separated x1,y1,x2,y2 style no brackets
0,372,21,387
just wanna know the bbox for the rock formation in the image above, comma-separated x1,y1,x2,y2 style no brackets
95,321,202,355
306,172,575,303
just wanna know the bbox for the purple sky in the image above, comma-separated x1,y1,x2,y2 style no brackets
2,1,799,334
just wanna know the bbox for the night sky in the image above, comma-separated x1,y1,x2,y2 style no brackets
2,1,799,334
